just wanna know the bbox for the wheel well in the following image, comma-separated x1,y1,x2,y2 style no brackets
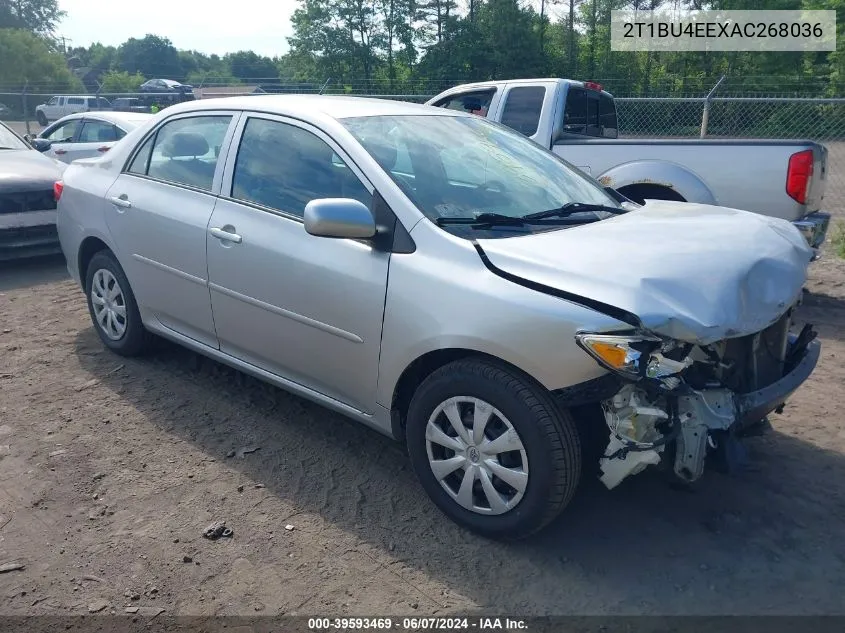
616,183,686,205
77,237,110,290
389,349,534,441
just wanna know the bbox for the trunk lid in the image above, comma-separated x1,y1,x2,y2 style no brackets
476,200,814,344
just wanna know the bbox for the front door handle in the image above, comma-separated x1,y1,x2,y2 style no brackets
54,149,67,155
108,195,132,209
209,227,242,244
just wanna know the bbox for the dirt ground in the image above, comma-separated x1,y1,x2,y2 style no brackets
0,252,843,618
2,118,845,618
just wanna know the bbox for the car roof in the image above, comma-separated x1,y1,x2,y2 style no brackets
158,94,459,120
429,78,615,99
51,111,153,126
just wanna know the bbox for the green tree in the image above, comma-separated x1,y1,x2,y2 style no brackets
0,0,64,35
99,70,146,93
0,28,82,114
117,35,183,79
224,51,279,81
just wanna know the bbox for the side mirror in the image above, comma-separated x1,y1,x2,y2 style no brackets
304,198,377,239
31,138,52,152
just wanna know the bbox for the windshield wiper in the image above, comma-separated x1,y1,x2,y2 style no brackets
436,213,528,227
522,202,627,221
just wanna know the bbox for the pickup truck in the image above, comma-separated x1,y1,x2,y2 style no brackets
35,95,111,126
426,79,831,252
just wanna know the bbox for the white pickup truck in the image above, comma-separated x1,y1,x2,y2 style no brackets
426,78,831,251
35,95,111,126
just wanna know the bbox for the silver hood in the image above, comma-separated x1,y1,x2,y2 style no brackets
476,200,814,344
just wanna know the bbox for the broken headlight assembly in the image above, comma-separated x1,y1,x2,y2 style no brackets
575,332,693,389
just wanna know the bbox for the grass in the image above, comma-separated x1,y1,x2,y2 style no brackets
831,220,845,259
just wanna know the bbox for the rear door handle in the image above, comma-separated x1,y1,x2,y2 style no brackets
108,195,132,209
209,227,242,244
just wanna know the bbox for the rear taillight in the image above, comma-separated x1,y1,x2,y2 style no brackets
54,180,64,202
786,149,813,204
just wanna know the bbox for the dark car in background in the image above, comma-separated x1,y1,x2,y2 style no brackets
140,79,195,99
111,97,151,113
0,121,66,260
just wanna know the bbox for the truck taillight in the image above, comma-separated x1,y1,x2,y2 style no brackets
786,149,813,204
584,81,603,92
54,180,64,202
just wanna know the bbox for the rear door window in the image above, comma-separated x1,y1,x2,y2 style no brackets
67,98,84,106
499,86,545,137
130,115,233,191
562,87,587,136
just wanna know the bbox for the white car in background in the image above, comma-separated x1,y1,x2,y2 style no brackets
35,95,112,125
31,111,153,163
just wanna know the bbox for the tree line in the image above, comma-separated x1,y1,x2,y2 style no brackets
1,0,844,99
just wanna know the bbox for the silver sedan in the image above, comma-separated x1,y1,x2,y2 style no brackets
32,111,152,163
56,95,819,538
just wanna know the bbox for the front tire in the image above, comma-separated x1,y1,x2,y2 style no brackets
37,111,48,127
406,358,581,540
85,250,147,356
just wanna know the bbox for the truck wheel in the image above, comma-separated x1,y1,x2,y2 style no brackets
405,357,581,539
85,250,148,357
36,111,48,126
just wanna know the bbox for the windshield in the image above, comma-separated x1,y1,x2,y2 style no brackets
0,123,30,150
342,114,619,234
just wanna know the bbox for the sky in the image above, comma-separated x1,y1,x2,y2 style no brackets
57,0,296,57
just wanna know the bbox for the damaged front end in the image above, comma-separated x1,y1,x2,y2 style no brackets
575,305,821,489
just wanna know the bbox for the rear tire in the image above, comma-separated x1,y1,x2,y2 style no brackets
85,250,148,357
405,357,581,539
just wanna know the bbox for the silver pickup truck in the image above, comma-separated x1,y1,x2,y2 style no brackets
426,78,831,252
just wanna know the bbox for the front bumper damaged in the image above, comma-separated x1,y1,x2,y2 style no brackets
599,331,820,490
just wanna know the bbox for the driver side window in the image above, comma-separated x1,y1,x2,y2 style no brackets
433,90,495,117
45,120,78,142
231,117,371,218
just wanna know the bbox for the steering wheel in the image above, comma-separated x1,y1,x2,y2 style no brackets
479,180,509,194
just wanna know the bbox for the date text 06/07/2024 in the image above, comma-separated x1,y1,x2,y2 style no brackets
307,617,529,630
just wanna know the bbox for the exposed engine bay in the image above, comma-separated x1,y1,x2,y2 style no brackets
590,305,820,489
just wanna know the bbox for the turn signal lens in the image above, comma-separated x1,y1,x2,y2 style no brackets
53,180,64,202
589,341,628,368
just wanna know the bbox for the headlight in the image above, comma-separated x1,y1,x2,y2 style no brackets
576,333,693,385
575,333,660,379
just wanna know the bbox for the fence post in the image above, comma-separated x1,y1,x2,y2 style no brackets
319,78,332,95
700,75,726,138
22,81,30,136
